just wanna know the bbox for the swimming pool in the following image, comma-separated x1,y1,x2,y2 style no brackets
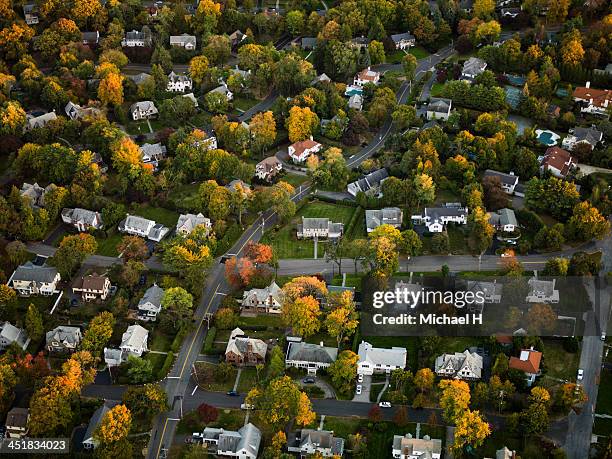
345,85,363,97
535,129,560,146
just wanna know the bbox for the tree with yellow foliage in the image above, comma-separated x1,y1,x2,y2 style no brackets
560,31,585,66
110,137,142,175
452,409,491,451
0,101,26,135
0,23,35,60
0,0,14,19
194,0,222,35
249,111,276,156
325,291,358,346
98,72,124,107
282,295,321,338
189,55,210,85
71,0,103,27
286,105,319,143
94,404,133,459
439,379,471,423
282,276,328,302
473,0,495,18
328,350,359,395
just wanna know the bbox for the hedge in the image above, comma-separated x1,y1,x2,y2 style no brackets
215,224,242,256
202,326,217,354
344,206,364,237
158,351,175,380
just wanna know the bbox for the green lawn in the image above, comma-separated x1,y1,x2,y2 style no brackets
430,82,445,97
144,352,167,377
282,173,309,189
236,368,260,392
95,232,123,257
232,96,259,113
331,273,363,290
387,46,430,64
596,369,612,415
129,203,180,228
149,329,172,352
167,183,200,212
194,362,238,392
542,339,580,381
594,417,612,437
262,201,358,259
409,46,430,60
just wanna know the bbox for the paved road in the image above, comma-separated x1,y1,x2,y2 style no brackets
237,91,279,122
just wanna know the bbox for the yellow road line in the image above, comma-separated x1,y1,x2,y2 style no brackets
179,284,219,378
155,418,169,458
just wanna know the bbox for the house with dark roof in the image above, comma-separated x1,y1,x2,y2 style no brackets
25,111,57,130
526,278,559,303
229,30,247,48
461,57,487,82
365,207,403,233
509,347,542,386
199,423,261,459
6,407,29,438
541,146,575,178
122,29,152,47
285,341,338,374
390,32,415,50
572,82,611,116
483,169,519,194
139,142,167,170
255,156,283,182
225,328,267,366
426,97,452,121
488,208,518,232
288,429,345,457
128,72,151,86
9,261,61,296
466,280,502,304
130,101,158,120
46,326,82,353
300,37,318,50
81,31,100,45
167,71,193,92
137,284,164,321
347,168,389,197
61,207,103,231
72,274,111,301
297,217,343,239
562,126,603,151
0,322,29,351
242,281,283,314
83,402,118,449
435,349,483,380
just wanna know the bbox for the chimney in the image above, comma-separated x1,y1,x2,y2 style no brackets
320,341,324,347
586,81,591,88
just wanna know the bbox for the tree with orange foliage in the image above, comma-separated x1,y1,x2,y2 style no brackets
224,256,256,288
98,72,124,107
94,404,133,458
244,241,273,265
13,352,50,387
282,276,327,302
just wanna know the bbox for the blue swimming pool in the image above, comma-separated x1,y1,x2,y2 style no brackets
345,86,363,97
536,130,559,146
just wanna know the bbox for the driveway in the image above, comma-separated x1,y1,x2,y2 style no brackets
297,377,336,399
352,374,372,403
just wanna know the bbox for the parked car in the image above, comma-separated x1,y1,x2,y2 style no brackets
357,374,364,383
240,403,254,410
227,390,239,396
577,369,584,381
356,385,362,395
602,332,606,341
302,377,315,384
379,402,391,408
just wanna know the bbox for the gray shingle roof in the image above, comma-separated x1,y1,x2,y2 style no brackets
12,262,58,283
286,341,338,364
138,284,164,309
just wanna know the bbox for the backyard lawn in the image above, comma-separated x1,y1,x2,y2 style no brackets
129,203,180,228
167,183,200,212
262,201,358,258
232,96,259,113
542,339,580,381
95,232,123,257
430,82,445,97
281,173,309,188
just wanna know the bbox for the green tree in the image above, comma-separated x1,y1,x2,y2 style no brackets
81,311,115,357
161,287,194,330
25,304,44,342
468,207,494,255
327,350,359,395
368,40,385,65
124,355,154,384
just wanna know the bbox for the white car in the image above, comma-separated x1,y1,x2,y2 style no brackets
577,369,584,381
379,402,391,408
240,403,254,410
358,374,364,383
356,384,362,395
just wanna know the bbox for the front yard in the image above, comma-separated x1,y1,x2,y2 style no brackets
541,339,580,382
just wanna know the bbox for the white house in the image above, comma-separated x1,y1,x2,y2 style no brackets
169,34,197,50
390,32,416,50
9,262,60,296
540,146,576,178
287,429,345,458
483,169,519,194
167,71,193,92
426,98,452,121
61,208,103,231
365,207,403,233
353,67,381,86
435,349,483,380
122,29,151,47
199,423,261,459
65,101,102,120
137,284,164,321
466,280,502,304
347,168,389,197
46,326,82,353
120,324,149,358
411,205,468,233
392,433,442,459
25,111,57,130
118,215,169,241
131,101,158,120
562,126,603,151
0,322,29,351
255,156,283,182
22,4,38,25
526,278,559,303
139,142,167,170
207,83,234,101
488,208,518,232
288,138,322,163
572,82,611,116
461,57,487,82
297,217,343,239
72,274,111,301
348,93,363,111
176,213,211,236
242,281,283,314
285,341,338,375
357,341,407,375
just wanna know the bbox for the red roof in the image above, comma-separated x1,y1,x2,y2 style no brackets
573,86,612,108
542,146,574,177
495,334,513,345
509,349,542,374
289,139,321,158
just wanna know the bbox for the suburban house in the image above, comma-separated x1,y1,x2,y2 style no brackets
287,429,345,458
207,82,234,100
347,168,389,197
390,32,416,49
461,57,487,82
488,208,518,232
82,402,117,449
46,326,82,353
426,98,452,121
572,82,611,116
500,7,521,17
411,205,469,233
130,101,158,120
61,208,103,231
137,284,164,321
466,280,502,304
229,30,247,48
459,0,474,13
255,156,283,182
487,447,518,459
23,4,38,24
9,262,60,296
20,182,55,208
353,67,381,86
312,73,332,85
5,407,30,438
297,217,344,239
392,432,442,459
128,72,150,86
0,322,29,351
242,281,283,314
140,142,167,170
526,278,559,303
435,349,483,380
357,341,407,375
25,111,57,130
169,33,196,50
72,274,111,301
348,93,363,110
167,71,193,92
288,138,322,163
562,126,603,151
118,215,169,242
121,29,152,47
540,146,576,178
285,341,338,375
483,169,519,194
183,92,199,108
225,328,267,366
81,31,100,45
509,348,542,386
65,101,102,120
199,423,261,459
350,36,370,49
176,213,211,236
103,348,124,367
365,207,403,233
300,36,317,50
120,324,149,358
